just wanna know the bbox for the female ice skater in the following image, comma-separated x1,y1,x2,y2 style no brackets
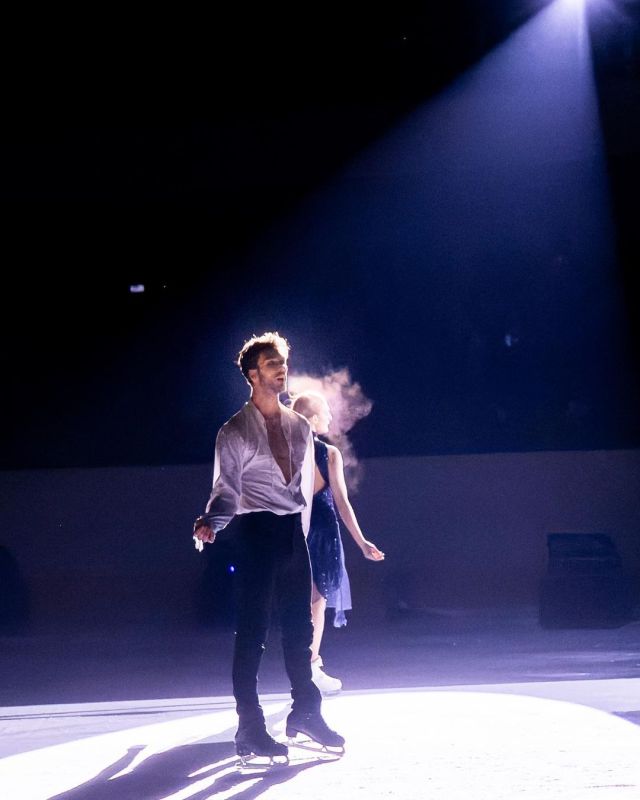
291,390,385,693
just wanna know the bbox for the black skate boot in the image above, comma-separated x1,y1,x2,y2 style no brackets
285,710,345,752
235,722,289,767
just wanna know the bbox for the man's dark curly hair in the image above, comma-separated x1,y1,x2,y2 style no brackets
237,331,290,383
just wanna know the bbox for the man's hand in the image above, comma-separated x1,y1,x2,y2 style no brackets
193,520,216,552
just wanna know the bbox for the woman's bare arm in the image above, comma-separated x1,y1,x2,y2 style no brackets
327,444,385,561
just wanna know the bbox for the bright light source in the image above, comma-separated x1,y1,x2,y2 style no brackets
129,284,145,293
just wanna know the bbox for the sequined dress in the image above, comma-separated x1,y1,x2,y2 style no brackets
307,436,352,627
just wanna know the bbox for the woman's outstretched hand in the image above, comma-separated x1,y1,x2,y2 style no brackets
360,540,385,561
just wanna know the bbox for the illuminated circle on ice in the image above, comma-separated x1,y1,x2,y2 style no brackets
2,691,640,799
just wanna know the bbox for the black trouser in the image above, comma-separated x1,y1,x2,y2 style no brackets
232,511,322,728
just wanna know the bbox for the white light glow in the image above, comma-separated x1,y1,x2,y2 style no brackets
2,689,640,799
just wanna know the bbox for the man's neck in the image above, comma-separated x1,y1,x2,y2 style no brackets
250,389,282,420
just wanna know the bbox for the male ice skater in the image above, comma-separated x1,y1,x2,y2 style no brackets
193,331,345,760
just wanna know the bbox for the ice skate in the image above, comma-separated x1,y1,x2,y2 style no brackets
235,723,289,769
286,710,345,754
311,656,342,695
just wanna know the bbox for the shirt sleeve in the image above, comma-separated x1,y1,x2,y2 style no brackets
300,425,315,536
202,425,243,532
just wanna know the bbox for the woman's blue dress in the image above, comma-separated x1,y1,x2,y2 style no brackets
307,436,352,627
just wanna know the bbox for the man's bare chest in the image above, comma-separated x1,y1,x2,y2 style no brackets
264,418,292,484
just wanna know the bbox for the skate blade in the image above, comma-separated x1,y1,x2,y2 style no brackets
236,754,289,771
286,735,345,758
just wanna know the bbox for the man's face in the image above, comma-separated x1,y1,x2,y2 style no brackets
251,347,288,394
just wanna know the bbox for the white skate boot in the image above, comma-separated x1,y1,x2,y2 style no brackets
311,656,342,694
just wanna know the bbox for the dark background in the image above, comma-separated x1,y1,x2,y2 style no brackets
2,0,639,470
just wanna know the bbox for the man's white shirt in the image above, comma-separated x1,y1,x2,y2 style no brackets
204,401,314,536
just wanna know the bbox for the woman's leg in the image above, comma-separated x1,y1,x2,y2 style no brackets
310,583,327,662
309,582,342,693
